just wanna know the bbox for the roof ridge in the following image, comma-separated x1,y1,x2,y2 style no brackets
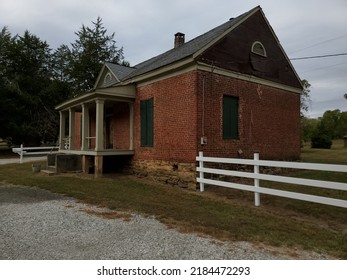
120,6,261,81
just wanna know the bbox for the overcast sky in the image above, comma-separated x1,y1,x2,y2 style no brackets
1,0,347,118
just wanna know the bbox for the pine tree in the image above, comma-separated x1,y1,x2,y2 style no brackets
69,17,128,94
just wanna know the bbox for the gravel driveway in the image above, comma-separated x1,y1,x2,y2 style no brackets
0,184,330,260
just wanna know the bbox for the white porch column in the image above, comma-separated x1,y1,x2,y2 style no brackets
69,108,76,150
81,103,90,151
95,99,104,151
129,102,134,150
59,111,67,150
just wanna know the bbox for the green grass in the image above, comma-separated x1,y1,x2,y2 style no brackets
301,139,347,164
0,158,346,259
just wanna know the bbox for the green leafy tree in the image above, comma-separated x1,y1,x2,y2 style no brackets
0,29,70,145
301,117,319,143
320,109,342,139
52,44,72,83
0,19,129,145
310,109,347,149
300,79,311,118
337,111,347,137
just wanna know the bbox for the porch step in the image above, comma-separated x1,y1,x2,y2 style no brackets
47,165,57,172
41,169,56,176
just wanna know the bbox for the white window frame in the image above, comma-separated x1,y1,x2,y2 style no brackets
251,41,267,57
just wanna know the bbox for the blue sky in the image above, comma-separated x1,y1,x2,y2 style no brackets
1,0,347,118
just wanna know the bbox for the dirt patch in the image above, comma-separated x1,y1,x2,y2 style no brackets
79,209,133,222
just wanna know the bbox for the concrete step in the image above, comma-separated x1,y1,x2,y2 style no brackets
41,169,56,176
47,165,56,172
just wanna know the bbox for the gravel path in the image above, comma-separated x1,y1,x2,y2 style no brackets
0,184,330,260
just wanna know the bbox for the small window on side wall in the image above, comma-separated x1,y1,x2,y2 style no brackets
251,41,267,57
223,95,239,140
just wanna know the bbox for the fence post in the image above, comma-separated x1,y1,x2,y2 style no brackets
199,151,205,192
254,152,260,206
20,144,24,164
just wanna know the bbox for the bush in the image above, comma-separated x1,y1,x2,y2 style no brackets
311,134,332,149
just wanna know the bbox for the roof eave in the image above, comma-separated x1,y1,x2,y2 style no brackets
55,84,136,111
122,56,195,85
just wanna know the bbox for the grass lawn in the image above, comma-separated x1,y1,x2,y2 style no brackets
0,140,346,259
301,139,347,164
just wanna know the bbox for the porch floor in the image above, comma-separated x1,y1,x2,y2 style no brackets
58,149,135,156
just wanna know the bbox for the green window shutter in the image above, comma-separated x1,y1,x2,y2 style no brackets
223,96,239,139
140,100,147,146
147,98,154,146
140,98,154,147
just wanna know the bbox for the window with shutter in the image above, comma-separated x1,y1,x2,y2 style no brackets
140,98,154,147
223,95,239,139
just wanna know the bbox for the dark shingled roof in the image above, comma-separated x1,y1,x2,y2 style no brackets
108,6,259,83
105,62,136,81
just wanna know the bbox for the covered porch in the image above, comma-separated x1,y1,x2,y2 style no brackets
55,85,136,177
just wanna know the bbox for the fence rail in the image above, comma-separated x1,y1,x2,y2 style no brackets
12,144,59,163
196,152,347,208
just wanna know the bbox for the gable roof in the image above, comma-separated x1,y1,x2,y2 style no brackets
94,62,136,89
101,6,301,90
121,6,260,81
105,62,136,81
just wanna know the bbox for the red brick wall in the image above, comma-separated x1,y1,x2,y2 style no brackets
72,103,130,151
196,71,301,160
133,71,198,163
112,102,130,149
72,70,300,164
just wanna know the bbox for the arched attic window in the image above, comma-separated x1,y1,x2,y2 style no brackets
104,73,112,84
251,41,267,57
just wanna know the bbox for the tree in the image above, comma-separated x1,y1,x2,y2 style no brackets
52,44,72,83
68,17,128,94
319,109,341,139
310,109,347,149
0,19,129,145
300,79,311,118
301,117,319,143
0,29,69,145
337,111,347,137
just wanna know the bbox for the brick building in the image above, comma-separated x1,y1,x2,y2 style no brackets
55,6,303,188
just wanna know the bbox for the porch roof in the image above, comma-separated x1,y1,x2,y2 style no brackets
55,84,136,111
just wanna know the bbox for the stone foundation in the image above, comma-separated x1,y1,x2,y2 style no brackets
131,160,197,190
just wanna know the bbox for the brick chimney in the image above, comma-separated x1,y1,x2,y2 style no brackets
174,32,185,48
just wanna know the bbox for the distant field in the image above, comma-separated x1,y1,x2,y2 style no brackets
301,139,347,164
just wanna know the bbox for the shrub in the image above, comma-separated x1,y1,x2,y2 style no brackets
311,134,332,149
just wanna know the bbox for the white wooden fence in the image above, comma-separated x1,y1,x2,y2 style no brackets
12,144,59,163
196,152,347,208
